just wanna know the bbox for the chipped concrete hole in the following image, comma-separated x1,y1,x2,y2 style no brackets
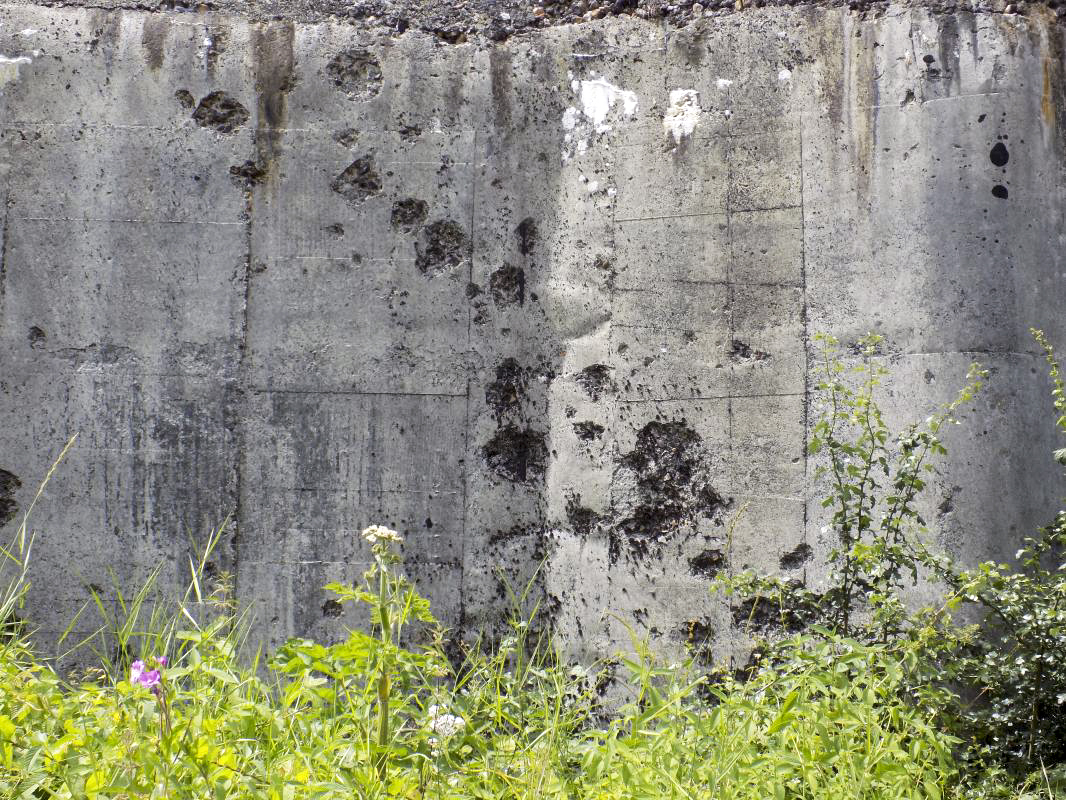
331,156,383,204
0,470,21,526
325,48,383,99
390,197,428,231
190,90,249,133
485,428,548,484
610,420,732,562
415,219,470,274
489,263,525,306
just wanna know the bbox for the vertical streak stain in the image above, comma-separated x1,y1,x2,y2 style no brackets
252,21,296,182
234,22,295,608
1043,57,1054,131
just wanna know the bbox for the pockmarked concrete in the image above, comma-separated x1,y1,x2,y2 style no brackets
0,2,1064,666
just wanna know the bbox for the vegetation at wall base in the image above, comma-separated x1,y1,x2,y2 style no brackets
2,330,1066,798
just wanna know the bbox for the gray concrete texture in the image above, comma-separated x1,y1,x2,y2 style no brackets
0,1,1064,666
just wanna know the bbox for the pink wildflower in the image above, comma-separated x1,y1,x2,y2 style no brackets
130,659,162,689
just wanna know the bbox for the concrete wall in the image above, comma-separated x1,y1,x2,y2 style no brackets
1,0,1064,665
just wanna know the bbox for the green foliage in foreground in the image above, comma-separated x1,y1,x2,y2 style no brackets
0,530,1054,800
0,553,988,800
4,328,1066,799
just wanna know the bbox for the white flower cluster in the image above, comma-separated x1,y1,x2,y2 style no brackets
361,525,403,545
427,705,466,739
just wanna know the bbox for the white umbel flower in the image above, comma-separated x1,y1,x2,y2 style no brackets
427,705,466,738
361,525,403,545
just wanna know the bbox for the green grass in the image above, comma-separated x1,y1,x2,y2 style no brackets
0,509,1058,799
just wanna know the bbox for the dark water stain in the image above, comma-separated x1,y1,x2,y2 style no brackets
515,217,538,255
334,128,360,149
27,326,46,348
204,26,227,75
485,358,526,420
572,420,604,441
229,160,267,187
729,339,770,362
731,587,812,633
679,617,715,664
565,493,602,535
612,420,731,559
252,21,296,177
990,141,1009,166
689,548,724,578
174,88,195,109
489,47,513,132
140,16,168,71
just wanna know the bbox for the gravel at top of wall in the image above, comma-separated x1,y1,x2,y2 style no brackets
9,0,1062,42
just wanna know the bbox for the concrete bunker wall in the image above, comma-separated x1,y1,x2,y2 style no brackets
1,1,1065,663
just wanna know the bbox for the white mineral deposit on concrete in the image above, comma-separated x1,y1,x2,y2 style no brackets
663,89,701,143
562,106,580,131
574,76,637,131
778,67,793,83
0,53,31,86
562,76,637,160
716,77,733,89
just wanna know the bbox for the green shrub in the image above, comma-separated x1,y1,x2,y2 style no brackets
920,331,1066,768
721,329,1066,781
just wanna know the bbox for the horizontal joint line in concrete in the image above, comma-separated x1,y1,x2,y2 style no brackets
861,91,1005,111
615,205,799,223
250,387,467,398
14,216,244,226
730,204,803,214
610,324,723,335
249,488,462,496
265,256,403,263
0,123,477,137
619,392,804,403
873,349,1043,359
614,211,724,223
726,492,805,503
256,127,476,137
15,367,239,380
240,559,461,567
670,279,804,289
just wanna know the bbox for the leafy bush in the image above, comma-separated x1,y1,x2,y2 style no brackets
721,329,1066,780
920,331,1066,768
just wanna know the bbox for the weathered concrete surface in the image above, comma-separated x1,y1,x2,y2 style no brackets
0,2,1064,666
